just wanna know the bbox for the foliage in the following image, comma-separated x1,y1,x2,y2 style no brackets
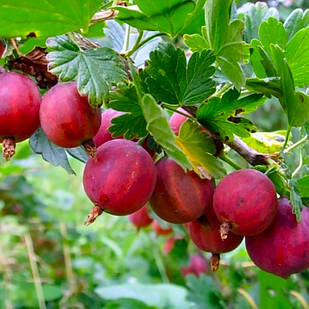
0,0,308,308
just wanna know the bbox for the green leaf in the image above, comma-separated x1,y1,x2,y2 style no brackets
290,179,303,222
181,0,206,35
197,89,265,141
46,35,125,106
267,170,288,197
217,56,245,91
259,17,288,58
237,2,279,42
143,43,216,105
271,44,309,127
0,0,102,38
296,175,309,198
241,131,285,154
258,270,294,309
186,274,223,309
141,94,191,170
19,38,46,54
96,283,191,308
30,128,75,174
42,284,63,301
115,0,195,36
109,84,148,139
284,8,307,41
246,77,282,98
183,27,209,52
66,147,89,163
250,39,277,78
286,27,309,88
175,120,225,178
204,0,245,89
204,0,233,52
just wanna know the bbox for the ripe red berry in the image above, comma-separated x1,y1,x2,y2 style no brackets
169,108,190,135
181,254,208,277
40,82,101,156
129,205,153,228
150,158,214,224
246,197,309,278
0,72,41,160
93,108,123,147
0,40,6,58
83,139,157,224
213,169,277,237
188,215,243,271
152,220,173,236
163,235,183,255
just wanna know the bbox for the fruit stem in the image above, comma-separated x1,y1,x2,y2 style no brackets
84,204,104,226
83,139,97,159
2,137,16,161
220,222,230,240
210,254,220,272
219,153,242,170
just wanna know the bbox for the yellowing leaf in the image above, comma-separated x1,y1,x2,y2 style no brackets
175,120,225,179
241,131,287,154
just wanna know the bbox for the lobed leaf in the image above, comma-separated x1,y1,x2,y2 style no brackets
46,35,125,106
142,43,216,105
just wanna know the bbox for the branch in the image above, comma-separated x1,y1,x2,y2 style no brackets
226,137,269,165
90,9,118,25
181,106,270,166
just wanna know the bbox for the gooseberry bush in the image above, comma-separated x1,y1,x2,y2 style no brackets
0,0,308,307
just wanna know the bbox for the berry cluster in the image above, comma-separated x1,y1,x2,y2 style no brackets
0,73,308,279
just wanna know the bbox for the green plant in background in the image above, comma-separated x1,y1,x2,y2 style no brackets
0,0,308,308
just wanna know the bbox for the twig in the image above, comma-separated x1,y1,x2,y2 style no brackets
125,30,144,57
59,223,77,306
292,152,303,178
237,288,258,309
285,135,308,154
226,136,269,166
9,38,22,57
24,232,46,309
90,9,117,25
126,33,168,57
181,106,270,166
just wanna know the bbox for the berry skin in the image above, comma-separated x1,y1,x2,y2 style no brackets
129,205,153,228
169,108,190,135
83,139,157,224
93,108,123,147
0,72,41,160
246,197,309,278
40,82,101,152
150,158,214,224
152,220,173,236
213,169,277,237
181,254,208,277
